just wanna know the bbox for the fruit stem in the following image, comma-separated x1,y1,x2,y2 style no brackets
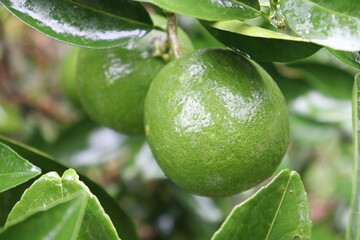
166,12,182,59
268,0,286,30
260,11,272,23
260,2,270,7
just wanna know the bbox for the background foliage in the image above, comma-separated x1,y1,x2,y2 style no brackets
0,1,359,239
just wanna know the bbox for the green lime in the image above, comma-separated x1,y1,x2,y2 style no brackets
77,46,164,134
144,48,289,197
76,15,193,134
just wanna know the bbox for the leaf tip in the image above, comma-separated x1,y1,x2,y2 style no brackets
62,169,79,181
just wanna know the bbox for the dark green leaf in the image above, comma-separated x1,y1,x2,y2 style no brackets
347,73,360,240
280,0,360,51
326,49,360,71
260,63,311,101
203,21,321,62
0,0,153,48
0,143,41,193
138,0,260,21
212,169,312,240
244,0,260,9
287,63,354,99
181,20,224,50
6,169,120,239
0,193,87,240
0,181,30,227
0,136,138,240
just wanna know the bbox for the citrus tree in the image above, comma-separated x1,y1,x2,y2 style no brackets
0,0,359,239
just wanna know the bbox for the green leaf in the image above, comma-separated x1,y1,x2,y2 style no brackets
211,169,312,240
6,169,120,239
279,0,360,51
202,21,321,62
0,136,138,240
0,193,87,240
183,20,224,50
0,143,41,193
138,0,260,21
287,63,354,99
347,73,360,240
260,63,311,101
0,0,153,48
0,181,27,227
326,49,360,71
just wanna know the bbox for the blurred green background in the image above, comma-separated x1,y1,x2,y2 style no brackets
0,6,357,240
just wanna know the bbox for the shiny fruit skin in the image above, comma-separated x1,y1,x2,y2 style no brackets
77,45,165,134
76,15,193,135
144,48,289,197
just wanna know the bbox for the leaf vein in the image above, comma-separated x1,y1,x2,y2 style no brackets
264,176,292,240
299,0,360,20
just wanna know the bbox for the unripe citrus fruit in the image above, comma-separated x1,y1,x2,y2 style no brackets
144,48,289,197
76,15,193,134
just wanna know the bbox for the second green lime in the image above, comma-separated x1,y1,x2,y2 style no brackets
76,15,193,134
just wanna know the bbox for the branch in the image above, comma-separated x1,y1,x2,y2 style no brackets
166,12,182,59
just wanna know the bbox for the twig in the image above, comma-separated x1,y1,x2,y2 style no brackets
166,12,182,59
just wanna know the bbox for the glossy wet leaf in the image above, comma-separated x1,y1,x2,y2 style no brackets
347,73,360,240
0,136,138,240
0,193,87,240
0,143,41,193
6,169,120,239
139,0,260,21
280,0,360,51
211,169,312,240
326,49,360,71
0,0,153,48
203,21,321,62
287,63,354,99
